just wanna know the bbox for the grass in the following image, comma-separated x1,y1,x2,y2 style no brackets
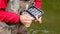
28,0,60,34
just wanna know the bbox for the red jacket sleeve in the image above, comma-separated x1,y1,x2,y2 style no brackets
0,10,20,24
0,0,20,24
0,0,8,8
34,0,42,9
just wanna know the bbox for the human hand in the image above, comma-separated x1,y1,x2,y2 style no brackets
20,14,33,27
35,17,42,24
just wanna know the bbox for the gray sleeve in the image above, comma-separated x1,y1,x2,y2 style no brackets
6,0,20,14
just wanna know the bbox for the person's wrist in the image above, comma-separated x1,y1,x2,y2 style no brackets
19,15,23,24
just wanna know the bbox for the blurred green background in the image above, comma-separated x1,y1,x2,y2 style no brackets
28,0,60,34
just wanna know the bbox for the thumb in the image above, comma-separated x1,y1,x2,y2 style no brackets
38,17,42,23
35,17,42,24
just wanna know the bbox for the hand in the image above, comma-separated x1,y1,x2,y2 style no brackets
35,17,42,24
20,14,33,27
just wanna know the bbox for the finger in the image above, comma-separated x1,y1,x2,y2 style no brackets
23,14,34,20
24,19,31,21
35,20,38,22
24,21,32,23
25,16,34,20
24,24,31,27
35,17,42,23
35,17,39,21
38,17,42,23
23,21,32,27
